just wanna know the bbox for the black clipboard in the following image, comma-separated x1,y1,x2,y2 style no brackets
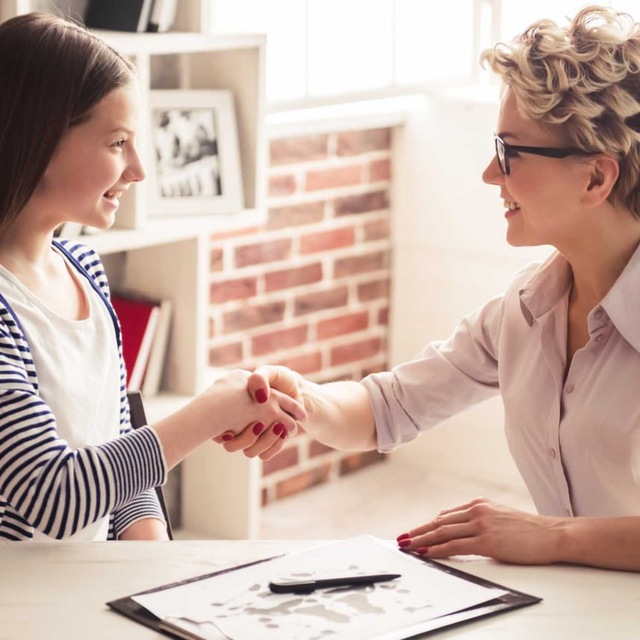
107,548,541,639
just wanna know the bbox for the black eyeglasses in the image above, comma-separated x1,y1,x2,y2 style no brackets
494,134,595,175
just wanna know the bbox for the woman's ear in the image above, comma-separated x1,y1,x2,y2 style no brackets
583,154,619,206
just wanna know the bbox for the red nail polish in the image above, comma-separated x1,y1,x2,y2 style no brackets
396,533,410,542
222,433,234,442
253,422,264,435
398,538,411,548
255,388,268,403
417,547,429,555
280,429,287,439
273,422,284,436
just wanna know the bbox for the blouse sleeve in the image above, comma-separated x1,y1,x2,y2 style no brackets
362,294,505,452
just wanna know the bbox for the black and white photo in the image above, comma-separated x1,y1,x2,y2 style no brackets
148,90,243,215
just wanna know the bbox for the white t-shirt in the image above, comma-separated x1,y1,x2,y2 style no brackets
0,251,121,540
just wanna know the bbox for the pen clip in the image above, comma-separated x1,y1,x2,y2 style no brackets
269,581,317,594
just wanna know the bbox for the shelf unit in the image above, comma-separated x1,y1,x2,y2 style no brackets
2,0,266,538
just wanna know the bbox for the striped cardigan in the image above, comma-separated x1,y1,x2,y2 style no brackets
0,240,166,540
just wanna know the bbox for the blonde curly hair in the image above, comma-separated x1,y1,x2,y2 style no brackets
481,5,640,218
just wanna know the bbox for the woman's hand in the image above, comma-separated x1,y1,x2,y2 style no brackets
247,365,306,410
396,498,564,565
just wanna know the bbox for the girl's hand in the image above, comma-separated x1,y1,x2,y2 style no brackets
396,498,564,565
212,418,291,460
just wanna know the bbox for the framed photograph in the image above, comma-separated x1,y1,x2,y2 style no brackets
148,90,244,215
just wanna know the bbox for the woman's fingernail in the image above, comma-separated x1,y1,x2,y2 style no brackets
396,533,410,542
416,547,429,555
273,422,284,436
253,422,265,436
280,429,287,440
222,433,234,442
398,538,411,548
255,389,268,403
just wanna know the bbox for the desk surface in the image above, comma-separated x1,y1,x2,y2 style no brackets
1,540,638,639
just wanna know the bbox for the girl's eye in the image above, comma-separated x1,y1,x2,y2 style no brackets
112,139,127,149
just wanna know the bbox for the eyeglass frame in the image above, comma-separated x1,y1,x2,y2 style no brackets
493,134,596,175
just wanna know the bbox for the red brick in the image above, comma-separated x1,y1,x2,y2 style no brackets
335,190,389,216
358,278,390,302
265,263,323,292
339,450,386,475
209,276,257,304
210,225,260,241
269,174,297,197
275,463,332,499
369,158,392,182
223,301,286,333
210,247,224,272
336,129,392,156
252,325,309,357
334,251,389,278
300,227,355,255
364,217,390,242
309,440,335,457
208,342,243,366
270,135,329,166
305,165,362,192
331,337,382,367
317,311,369,340
267,202,325,230
275,351,322,375
235,238,291,268
294,286,349,316
378,306,389,325
262,445,300,476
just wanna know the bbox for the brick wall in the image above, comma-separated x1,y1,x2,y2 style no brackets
208,127,394,506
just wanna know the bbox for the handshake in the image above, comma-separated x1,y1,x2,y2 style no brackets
208,365,310,461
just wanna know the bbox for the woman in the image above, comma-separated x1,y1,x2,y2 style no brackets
0,13,304,541
227,6,640,571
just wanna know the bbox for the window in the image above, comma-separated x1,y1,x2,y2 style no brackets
211,0,640,110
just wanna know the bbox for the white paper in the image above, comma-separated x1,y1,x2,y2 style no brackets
134,536,507,640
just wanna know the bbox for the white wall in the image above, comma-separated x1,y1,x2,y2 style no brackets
388,88,550,489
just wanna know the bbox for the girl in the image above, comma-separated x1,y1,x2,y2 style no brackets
0,13,304,541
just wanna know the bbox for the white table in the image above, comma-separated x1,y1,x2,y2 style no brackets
1,540,638,639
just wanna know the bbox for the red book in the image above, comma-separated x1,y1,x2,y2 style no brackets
111,293,161,391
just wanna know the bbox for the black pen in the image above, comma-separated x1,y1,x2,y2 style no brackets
269,573,401,594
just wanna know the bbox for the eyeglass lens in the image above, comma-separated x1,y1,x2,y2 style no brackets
495,137,507,174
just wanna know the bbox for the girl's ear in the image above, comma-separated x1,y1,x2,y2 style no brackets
583,154,619,207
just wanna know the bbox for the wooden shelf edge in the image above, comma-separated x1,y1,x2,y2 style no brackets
74,209,266,255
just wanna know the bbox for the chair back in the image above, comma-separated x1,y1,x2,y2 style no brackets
127,391,174,540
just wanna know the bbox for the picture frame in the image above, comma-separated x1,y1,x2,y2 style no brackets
147,90,244,216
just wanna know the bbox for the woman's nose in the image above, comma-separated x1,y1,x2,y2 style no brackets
482,153,503,185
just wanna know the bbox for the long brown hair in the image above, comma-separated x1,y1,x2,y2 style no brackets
0,13,135,233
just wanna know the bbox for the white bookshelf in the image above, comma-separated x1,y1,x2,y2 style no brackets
2,0,265,539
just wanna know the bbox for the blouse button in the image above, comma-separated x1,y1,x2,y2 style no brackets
550,448,557,460
594,335,604,343
594,309,603,319
565,384,575,394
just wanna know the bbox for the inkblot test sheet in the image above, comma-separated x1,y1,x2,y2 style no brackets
131,535,511,640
